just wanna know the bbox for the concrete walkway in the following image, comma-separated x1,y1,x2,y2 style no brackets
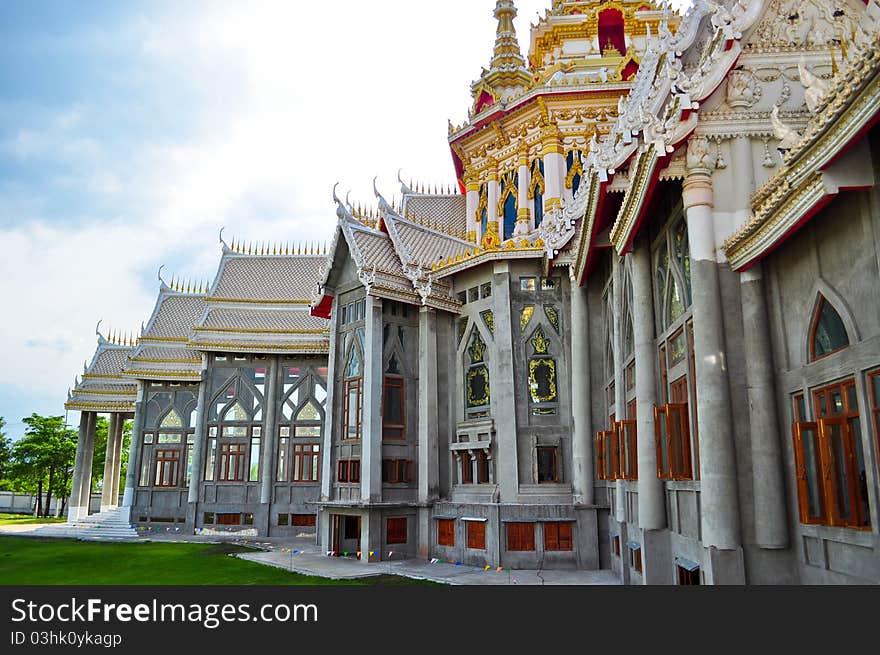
0,523,620,585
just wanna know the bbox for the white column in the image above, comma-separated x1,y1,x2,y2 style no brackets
612,255,626,524
465,172,480,243
109,414,126,507
320,294,339,502
361,295,384,503
100,414,119,511
542,129,565,213
570,281,594,506
68,411,94,522
260,357,279,505
487,164,501,240
188,358,209,506
492,262,519,502
418,306,440,559
514,150,531,236
122,381,145,518
631,236,665,530
682,162,741,552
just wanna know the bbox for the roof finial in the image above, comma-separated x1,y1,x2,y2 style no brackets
398,169,413,195
96,320,106,344
219,226,231,252
489,1,526,73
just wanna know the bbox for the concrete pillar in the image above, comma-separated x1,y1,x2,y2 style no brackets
320,294,339,502
631,236,666,530
569,282,594,506
100,414,119,511
260,357,279,505
514,149,531,236
632,235,670,584
492,262,519,502
465,171,480,243
418,307,440,558
741,263,788,549
361,295,384,503
68,412,92,522
72,412,97,519
542,128,565,213
682,164,742,554
122,382,146,519
188,358,209,509
110,414,126,507
612,256,626,524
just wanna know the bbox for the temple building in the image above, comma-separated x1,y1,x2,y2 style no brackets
63,0,880,584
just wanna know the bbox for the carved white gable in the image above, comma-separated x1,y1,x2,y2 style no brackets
744,0,872,51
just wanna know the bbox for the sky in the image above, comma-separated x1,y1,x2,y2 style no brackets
0,0,690,439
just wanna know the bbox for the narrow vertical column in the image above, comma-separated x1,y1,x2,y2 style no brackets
631,236,665,530
109,414,126,507
612,256,627,524
122,382,146,520
418,307,440,559
418,307,440,503
188,356,209,508
361,295,384,503
487,159,501,240
492,262,519,502
465,170,480,243
514,148,531,236
260,356,279,505
100,414,119,511
569,281,594,506
76,412,98,517
320,295,339,502
541,127,565,213
68,412,92,522
683,141,741,554
741,263,788,549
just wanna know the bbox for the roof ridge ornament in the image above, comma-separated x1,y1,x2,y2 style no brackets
397,169,413,196
373,176,395,218
95,320,107,345
219,226,231,253
157,265,171,292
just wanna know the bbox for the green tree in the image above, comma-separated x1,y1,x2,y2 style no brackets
11,414,78,517
0,417,13,489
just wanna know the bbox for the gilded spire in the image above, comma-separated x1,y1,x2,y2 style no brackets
490,0,525,72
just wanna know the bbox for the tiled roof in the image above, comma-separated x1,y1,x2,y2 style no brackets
347,226,403,276
89,347,133,377
129,346,202,362
144,295,206,339
211,255,325,301
198,308,328,333
402,194,466,236
390,218,472,270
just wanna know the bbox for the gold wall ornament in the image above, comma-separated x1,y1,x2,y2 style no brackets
468,328,487,364
544,305,560,332
481,220,501,250
466,365,491,408
528,357,558,404
457,317,469,346
521,305,535,332
480,310,495,335
531,326,551,355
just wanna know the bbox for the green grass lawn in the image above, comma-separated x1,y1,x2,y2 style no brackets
0,537,433,585
0,513,66,526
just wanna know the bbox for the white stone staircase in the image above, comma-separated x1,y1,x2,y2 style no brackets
35,506,140,541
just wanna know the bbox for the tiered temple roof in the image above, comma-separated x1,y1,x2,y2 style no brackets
187,239,330,354
65,331,137,413
123,277,205,382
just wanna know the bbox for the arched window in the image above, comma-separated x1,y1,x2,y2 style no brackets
276,366,325,484
138,387,197,489
598,8,626,57
565,150,584,196
465,328,490,418
810,296,850,361
204,370,264,484
477,183,489,240
529,159,545,228
343,347,363,440
499,170,518,240
528,326,558,416
654,217,692,333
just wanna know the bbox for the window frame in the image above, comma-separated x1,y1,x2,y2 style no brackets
437,519,455,547
544,522,574,552
382,375,406,441
506,522,535,552
466,520,486,550
386,517,408,545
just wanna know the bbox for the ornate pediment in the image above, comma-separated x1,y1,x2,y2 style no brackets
744,0,873,52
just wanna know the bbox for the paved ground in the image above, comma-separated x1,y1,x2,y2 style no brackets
0,523,620,586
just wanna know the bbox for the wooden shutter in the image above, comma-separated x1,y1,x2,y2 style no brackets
792,421,822,524
666,403,692,480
